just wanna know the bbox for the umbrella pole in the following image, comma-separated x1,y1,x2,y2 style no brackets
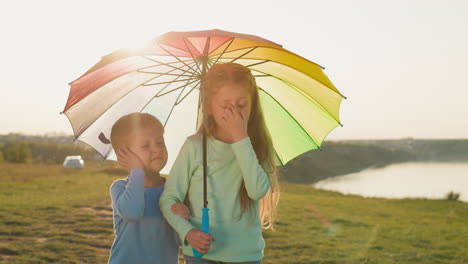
200,51,209,211
203,127,208,208
193,52,210,258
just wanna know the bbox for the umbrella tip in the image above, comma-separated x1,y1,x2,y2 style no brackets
73,137,78,142
343,95,347,99
318,147,323,152
59,111,63,115
339,122,344,127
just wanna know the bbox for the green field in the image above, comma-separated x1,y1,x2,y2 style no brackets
0,163,467,264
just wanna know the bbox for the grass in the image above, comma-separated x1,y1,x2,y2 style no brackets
1,163,467,263
263,184,468,264
0,163,120,263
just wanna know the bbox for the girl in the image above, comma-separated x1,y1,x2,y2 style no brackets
160,63,280,264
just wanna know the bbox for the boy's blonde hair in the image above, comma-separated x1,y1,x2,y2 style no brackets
110,113,164,151
198,62,280,230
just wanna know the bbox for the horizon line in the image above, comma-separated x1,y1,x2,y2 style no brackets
1,132,467,141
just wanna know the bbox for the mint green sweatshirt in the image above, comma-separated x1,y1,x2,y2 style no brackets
159,134,271,262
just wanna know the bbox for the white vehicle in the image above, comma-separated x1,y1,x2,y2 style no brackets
63,155,85,169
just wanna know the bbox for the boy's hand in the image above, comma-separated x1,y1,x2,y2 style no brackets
220,104,248,143
171,202,190,220
117,147,145,171
186,229,215,254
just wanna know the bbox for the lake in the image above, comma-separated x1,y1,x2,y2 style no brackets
313,162,468,202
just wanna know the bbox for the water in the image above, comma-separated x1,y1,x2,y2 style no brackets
313,162,468,202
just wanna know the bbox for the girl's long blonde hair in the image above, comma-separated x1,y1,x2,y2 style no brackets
197,62,280,230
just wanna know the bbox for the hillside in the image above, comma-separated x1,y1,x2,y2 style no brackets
281,138,468,184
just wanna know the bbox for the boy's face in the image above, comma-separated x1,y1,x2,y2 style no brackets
126,124,168,173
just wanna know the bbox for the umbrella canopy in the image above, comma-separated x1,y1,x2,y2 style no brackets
63,29,344,171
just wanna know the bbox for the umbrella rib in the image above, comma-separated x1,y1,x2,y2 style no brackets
153,78,200,98
251,68,341,125
282,80,341,126
137,71,195,78
138,58,194,71
131,64,201,129
211,46,293,63
206,58,215,70
212,38,234,66
210,45,271,61
273,149,284,167
137,60,200,91
157,43,200,76
245,60,270,68
183,38,202,74
157,37,200,57
175,80,201,105
230,47,258,63
142,56,199,76
141,77,198,87
160,79,201,127
137,60,194,76
160,95,182,128
254,74,272,78
153,61,199,97
259,87,321,149
160,79,190,127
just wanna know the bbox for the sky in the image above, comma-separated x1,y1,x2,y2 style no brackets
1,0,467,140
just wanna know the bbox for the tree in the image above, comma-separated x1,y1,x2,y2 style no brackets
4,142,32,163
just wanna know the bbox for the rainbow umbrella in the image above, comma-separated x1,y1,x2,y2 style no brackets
62,29,345,257
63,29,344,166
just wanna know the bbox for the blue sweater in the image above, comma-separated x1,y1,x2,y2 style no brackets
108,168,179,264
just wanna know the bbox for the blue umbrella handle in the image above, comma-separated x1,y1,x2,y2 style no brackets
192,208,210,258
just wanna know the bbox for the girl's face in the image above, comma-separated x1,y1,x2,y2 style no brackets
207,82,252,128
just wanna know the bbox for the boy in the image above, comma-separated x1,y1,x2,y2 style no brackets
108,112,188,264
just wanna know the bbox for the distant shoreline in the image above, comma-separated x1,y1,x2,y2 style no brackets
280,139,468,184
311,162,468,203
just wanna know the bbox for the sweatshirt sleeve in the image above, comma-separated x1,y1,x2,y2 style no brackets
110,168,145,221
231,137,271,200
160,138,194,243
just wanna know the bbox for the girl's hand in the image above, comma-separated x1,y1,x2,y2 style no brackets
186,229,215,254
171,202,190,220
116,147,145,171
220,104,248,142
